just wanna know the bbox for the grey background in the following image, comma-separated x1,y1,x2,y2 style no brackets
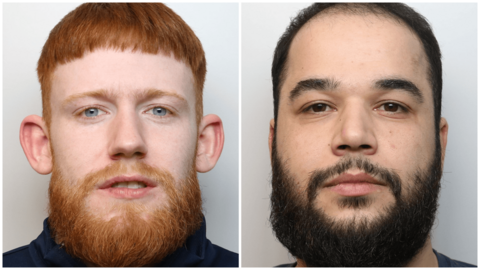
242,3,477,267
3,3,239,254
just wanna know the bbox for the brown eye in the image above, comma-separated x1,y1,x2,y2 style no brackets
384,103,399,112
312,103,329,112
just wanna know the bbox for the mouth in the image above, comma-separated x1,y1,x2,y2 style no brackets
97,175,157,199
323,172,387,197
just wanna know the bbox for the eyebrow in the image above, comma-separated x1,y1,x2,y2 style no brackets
289,77,424,103
289,78,340,101
134,88,186,103
374,79,424,103
62,88,186,107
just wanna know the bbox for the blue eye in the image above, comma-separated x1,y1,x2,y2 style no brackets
84,108,99,117
152,107,167,116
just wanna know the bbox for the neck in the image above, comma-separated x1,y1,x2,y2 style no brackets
295,238,438,267
405,238,438,267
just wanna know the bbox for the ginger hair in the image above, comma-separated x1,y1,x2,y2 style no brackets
37,3,206,130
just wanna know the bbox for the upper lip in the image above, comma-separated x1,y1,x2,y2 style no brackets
323,172,386,188
97,175,157,189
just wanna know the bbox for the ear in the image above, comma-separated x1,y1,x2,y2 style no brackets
268,119,275,159
439,117,449,164
196,114,224,173
20,115,53,174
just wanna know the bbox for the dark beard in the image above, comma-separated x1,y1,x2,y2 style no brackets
270,136,442,267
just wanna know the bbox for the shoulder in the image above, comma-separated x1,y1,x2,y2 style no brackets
434,249,476,267
208,244,239,267
276,262,297,267
3,245,36,267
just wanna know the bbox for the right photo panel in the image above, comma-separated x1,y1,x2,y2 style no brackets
242,3,477,267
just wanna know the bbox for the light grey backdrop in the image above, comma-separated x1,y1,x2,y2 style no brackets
242,3,477,267
3,3,239,254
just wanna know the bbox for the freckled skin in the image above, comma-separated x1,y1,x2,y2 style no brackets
275,13,436,221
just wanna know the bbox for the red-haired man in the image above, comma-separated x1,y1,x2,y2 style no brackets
3,3,238,267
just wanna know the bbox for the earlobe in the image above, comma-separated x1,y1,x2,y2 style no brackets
439,117,449,163
20,115,53,174
195,114,224,173
268,119,275,158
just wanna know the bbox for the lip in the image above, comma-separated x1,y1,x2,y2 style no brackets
323,172,386,197
96,175,158,199
97,175,158,189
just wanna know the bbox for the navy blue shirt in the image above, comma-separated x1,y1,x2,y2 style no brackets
3,218,238,267
433,249,476,267
276,250,476,267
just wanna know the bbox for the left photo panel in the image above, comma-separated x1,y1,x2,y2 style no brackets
3,3,239,267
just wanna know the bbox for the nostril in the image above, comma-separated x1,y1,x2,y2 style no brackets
336,144,372,151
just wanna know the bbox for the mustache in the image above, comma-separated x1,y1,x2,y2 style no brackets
74,162,174,196
307,156,402,202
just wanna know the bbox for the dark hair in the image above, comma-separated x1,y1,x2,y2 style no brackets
272,3,442,133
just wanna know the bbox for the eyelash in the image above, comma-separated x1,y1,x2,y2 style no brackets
75,105,172,121
144,106,171,117
302,102,336,113
374,102,409,114
76,106,107,119
301,101,409,115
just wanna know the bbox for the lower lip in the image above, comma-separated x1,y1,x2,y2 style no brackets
99,187,154,199
328,182,381,197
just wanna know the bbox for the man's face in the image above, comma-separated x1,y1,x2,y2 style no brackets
49,49,198,219
270,13,446,266
274,13,436,221
46,49,202,266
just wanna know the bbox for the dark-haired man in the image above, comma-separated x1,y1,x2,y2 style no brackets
3,3,238,267
265,3,475,267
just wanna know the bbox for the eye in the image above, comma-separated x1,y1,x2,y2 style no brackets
83,107,105,117
148,106,169,116
377,102,407,113
303,103,334,113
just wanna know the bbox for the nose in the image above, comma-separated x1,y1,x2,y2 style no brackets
331,104,377,156
108,109,147,160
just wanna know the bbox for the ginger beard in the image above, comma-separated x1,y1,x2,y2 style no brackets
270,134,443,267
48,161,203,267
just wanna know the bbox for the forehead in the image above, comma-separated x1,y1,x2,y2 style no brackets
51,48,195,103
284,12,430,97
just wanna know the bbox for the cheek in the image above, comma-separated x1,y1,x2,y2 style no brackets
50,131,106,189
50,119,96,172
276,120,331,188
49,116,198,186
144,122,197,181
378,124,435,177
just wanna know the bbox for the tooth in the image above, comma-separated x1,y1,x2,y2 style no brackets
116,182,128,188
111,181,147,189
127,182,140,189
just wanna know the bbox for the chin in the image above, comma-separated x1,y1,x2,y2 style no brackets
85,195,163,223
316,194,396,221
